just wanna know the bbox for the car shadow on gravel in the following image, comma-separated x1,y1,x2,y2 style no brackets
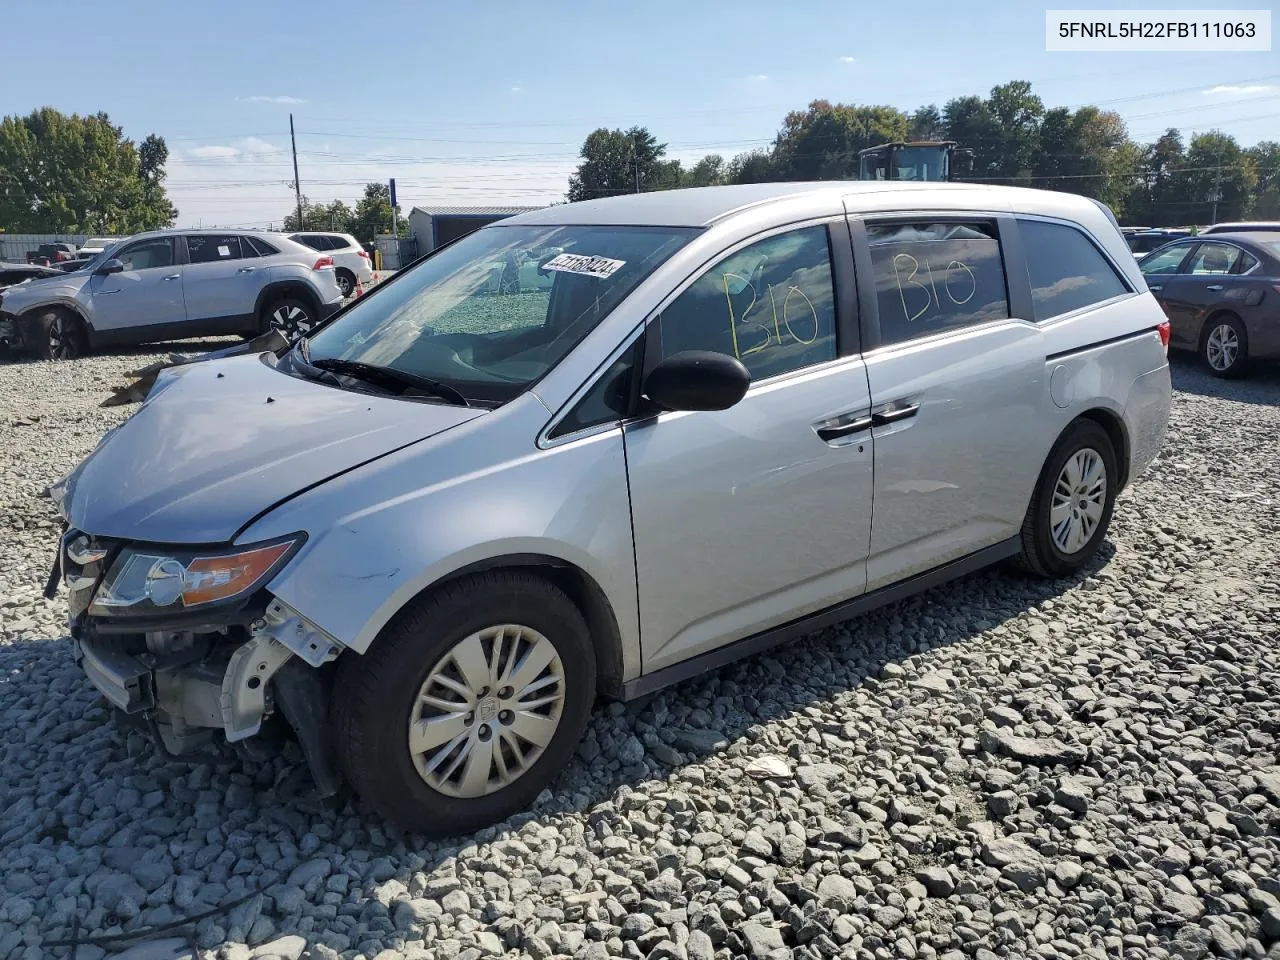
4,541,1114,957
1170,354,1280,404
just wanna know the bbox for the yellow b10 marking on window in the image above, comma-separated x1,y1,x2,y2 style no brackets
891,252,976,323
721,272,820,360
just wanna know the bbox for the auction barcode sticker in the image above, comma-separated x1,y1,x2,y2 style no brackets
1046,9,1271,50
541,253,626,279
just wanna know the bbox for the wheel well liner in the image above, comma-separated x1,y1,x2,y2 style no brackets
255,280,321,319
415,554,627,699
1076,408,1130,491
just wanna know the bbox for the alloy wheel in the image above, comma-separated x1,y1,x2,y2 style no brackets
1205,323,1239,372
270,304,313,339
1050,447,1107,555
409,624,566,798
48,316,77,360
337,274,354,297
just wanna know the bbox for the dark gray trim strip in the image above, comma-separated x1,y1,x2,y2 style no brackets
622,536,1021,700
1045,325,1161,362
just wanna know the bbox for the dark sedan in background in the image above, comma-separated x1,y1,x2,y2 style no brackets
1139,233,1280,378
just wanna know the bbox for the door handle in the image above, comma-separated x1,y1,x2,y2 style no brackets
237,267,255,274
1147,284,1162,292
163,274,181,281
872,403,919,426
816,415,874,442
1206,284,1223,291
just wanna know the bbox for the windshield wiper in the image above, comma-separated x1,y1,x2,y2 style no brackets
310,358,471,407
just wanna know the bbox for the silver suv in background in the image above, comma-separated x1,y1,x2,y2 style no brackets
289,232,375,297
51,183,1171,833
0,229,344,360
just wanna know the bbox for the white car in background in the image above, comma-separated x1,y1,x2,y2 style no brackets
289,232,374,297
79,237,118,259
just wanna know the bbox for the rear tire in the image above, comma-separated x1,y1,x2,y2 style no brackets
335,269,355,298
262,297,316,340
1201,314,1248,379
22,308,88,361
331,571,596,835
1016,419,1118,578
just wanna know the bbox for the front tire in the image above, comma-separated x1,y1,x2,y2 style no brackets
1016,419,1118,578
332,571,596,834
23,308,87,361
1201,315,1247,378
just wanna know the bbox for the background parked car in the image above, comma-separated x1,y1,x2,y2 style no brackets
0,229,344,360
77,237,117,258
25,242,77,266
1139,232,1280,377
288,232,374,297
1127,229,1192,258
1200,221,1280,236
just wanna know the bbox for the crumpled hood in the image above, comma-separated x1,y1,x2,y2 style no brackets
66,353,484,543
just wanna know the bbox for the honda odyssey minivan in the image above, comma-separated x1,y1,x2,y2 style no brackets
49,182,1172,833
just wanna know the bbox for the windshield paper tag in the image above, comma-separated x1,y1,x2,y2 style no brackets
541,253,626,279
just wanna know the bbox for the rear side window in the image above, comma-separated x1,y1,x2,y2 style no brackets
187,235,243,263
1018,220,1129,321
1186,242,1241,275
327,235,351,250
292,234,329,251
866,221,1009,346
1235,251,1259,274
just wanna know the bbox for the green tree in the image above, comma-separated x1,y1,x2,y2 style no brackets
1181,132,1254,224
283,197,353,232
986,81,1044,180
770,100,910,180
727,149,775,184
0,107,176,232
909,105,945,140
1244,140,1280,218
568,127,676,201
683,154,726,188
349,182,405,242
942,95,1003,178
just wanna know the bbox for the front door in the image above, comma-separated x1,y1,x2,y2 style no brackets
852,216,1046,591
624,223,875,673
88,237,184,334
181,234,261,331
1137,241,1196,346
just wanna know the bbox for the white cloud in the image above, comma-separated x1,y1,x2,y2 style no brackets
238,136,279,155
188,145,240,159
749,74,769,81
1202,83,1276,96
838,56,856,63
510,86,524,93
237,95,306,104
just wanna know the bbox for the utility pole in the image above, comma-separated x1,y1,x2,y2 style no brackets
290,113,303,230
633,132,641,194
1211,151,1222,225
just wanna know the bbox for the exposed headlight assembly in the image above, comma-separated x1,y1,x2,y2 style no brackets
89,535,304,617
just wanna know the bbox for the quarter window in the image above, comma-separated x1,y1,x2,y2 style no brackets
1186,242,1240,275
656,225,837,381
245,236,279,257
1018,220,1129,321
187,235,244,263
866,222,1009,346
1235,251,1259,274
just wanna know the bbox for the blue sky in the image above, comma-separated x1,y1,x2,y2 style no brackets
2,0,1276,227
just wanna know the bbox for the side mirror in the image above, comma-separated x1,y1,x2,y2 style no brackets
95,259,124,276
642,350,750,412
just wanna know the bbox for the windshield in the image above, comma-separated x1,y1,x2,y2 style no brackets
889,147,949,182
304,223,697,404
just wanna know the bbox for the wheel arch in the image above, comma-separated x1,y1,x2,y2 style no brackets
1075,407,1131,492
16,300,92,349
357,553,628,700
254,279,322,321
1197,308,1245,348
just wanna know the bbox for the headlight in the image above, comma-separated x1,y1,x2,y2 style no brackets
88,535,304,617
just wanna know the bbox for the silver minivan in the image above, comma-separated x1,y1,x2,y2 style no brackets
50,183,1172,833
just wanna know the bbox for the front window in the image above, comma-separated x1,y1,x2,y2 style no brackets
887,146,949,182
304,223,697,404
1139,244,1191,276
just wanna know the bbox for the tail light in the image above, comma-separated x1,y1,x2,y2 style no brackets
357,249,370,260
312,256,334,271
1157,320,1171,352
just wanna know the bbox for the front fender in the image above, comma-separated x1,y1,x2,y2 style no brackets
238,398,641,682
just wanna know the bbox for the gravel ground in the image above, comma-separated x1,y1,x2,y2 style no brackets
0,346,1278,960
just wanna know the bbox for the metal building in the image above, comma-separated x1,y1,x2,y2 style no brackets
407,205,544,257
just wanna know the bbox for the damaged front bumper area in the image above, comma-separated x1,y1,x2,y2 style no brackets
59,532,346,799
